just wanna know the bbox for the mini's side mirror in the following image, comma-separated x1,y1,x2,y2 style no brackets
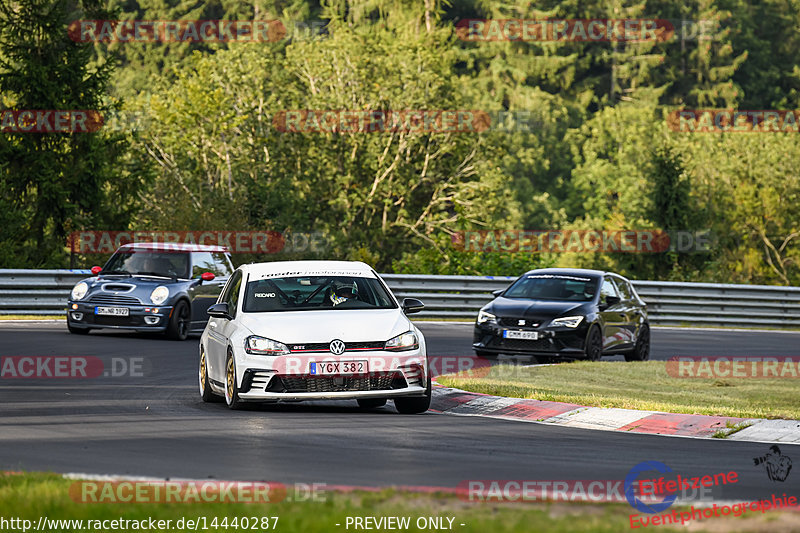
200,272,216,282
401,298,425,314
207,302,232,319
91,266,102,275
492,289,504,298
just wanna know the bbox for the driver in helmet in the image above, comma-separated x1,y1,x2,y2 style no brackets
330,280,358,306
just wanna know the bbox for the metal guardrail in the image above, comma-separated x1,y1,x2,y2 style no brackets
385,275,800,328
1,270,799,329
0,269,91,315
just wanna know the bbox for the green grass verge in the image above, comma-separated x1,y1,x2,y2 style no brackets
437,361,800,420
3,473,797,533
0,473,650,533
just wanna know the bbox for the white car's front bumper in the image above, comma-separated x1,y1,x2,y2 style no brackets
237,385,428,402
230,351,428,402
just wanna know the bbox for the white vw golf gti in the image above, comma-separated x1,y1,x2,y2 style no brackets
199,261,431,413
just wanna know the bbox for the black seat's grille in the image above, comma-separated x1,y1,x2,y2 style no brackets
88,294,142,305
494,338,551,351
498,317,541,328
287,341,386,352
277,373,401,393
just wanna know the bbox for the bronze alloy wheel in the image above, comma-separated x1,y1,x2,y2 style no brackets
225,352,242,409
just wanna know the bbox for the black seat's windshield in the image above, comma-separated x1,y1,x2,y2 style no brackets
504,274,598,301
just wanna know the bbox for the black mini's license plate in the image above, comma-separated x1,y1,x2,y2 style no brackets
95,306,130,316
309,360,368,375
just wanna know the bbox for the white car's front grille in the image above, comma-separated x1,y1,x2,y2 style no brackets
270,373,405,393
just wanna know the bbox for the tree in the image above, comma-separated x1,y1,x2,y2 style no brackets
0,0,145,267
132,21,520,269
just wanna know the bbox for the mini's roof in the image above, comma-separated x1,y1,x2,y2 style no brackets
118,242,229,253
243,260,376,280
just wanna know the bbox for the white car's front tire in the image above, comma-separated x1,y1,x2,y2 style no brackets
394,373,431,414
357,398,387,409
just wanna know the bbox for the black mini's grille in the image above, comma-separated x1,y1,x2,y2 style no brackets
276,373,401,393
88,294,142,306
92,315,142,326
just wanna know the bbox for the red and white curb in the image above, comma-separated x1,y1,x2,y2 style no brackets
431,386,800,444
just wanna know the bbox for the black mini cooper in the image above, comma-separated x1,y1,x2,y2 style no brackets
66,243,233,340
473,268,649,362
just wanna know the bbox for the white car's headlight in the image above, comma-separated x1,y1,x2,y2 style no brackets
384,331,419,352
245,336,290,356
150,286,169,305
477,310,496,324
71,282,88,301
550,315,584,328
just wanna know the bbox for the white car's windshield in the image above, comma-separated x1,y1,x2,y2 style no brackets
243,276,397,312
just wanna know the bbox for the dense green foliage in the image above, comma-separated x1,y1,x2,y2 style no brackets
1,0,799,282
0,0,146,266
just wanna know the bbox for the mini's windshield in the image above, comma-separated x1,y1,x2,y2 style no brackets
504,274,598,301
102,251,191,279
243,276,397,312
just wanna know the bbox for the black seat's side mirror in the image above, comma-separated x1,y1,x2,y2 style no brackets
401,298,425,314
599,295,621,310
491,289,504,298
207,302,232,319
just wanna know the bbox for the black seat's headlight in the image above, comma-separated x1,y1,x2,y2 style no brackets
549,316,584,328
477,310,496,324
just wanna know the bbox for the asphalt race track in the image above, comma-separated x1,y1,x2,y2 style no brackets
1,322,799,503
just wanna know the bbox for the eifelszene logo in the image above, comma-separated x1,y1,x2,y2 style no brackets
625,461,678,514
